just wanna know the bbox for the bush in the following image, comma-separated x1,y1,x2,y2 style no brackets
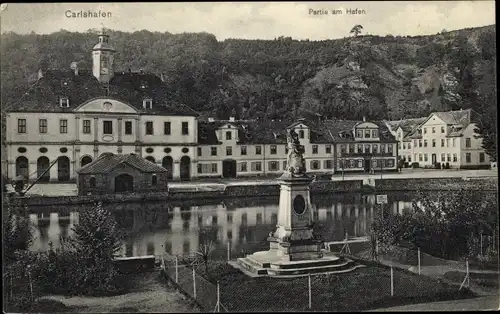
434,162,441,169
411,162,420,168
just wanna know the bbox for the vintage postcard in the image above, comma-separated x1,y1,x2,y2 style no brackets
1,1,497,313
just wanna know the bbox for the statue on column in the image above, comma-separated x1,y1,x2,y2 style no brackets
285,129,306,176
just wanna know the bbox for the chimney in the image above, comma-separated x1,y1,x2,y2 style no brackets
38,69,43,79
208,117,215,122
229,116,235,122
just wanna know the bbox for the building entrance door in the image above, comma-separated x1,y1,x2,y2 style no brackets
364,159,371,172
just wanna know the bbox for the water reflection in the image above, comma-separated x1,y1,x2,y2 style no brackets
27,191,493,259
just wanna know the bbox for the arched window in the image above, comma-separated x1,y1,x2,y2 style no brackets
145,156,155,163
152,174,157,186
89,176,96,187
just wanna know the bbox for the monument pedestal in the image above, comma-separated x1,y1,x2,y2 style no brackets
232,172,359,277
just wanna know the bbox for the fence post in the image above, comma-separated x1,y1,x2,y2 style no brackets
480,234,483,257
192,268,197,299
227,241,231,261
418,247,421,276
175,255,179,283
308,274,312,309
390,266,394,296
216,280,220,313
28,270,34,301
466,259,470,288
10,273,13,301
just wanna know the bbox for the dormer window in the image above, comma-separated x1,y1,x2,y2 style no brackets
143,98,153,109
60,97,69,108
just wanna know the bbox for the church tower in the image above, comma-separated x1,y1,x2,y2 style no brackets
92,27,115,83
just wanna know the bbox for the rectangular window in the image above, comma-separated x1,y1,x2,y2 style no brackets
269,161,279,171
197,147,202,157
466,153,471,163
372,130,378,138
241,146,247,155
380,144,386,154
465,138,471,148
39,119,47,133
423,128,427,134
432,139,436,147
447,153,451,162
251,162,262,171
83,119,91,134
408,155,412,162
340,144,346,154
103,120,113,134
197,164,202,174
356,130,363,138
239,162,247,172
441,153,446,162
59,97,69,108
324,160,333,169
145,121,154,135
211,163,218,173
348,144,354,153
441,139,445,147
388,144,393,153
446,138,450,147
432,127,435,133
372,144,378,154
424,154,428,162
479,153,485,163
312,145,318,154
419,140,422,147
125,121,132,135
364,144,370,154
419,154,422,162
414,139,417,147
453,153,458,162
299,130,304,138
283,161,287,170
181,122,189,135
441,126,445,133
311,160,320,170
452,138,456,147
358,160,363,168
60,119,68,134
270,145,277,155
226,146,232,156
350,160,356,168
408,142,411,149
211,147,217,156
357,144,363,153
402,143,405,149
326,145,332,154
226,131,232,140
255,146,262,155
164,122,171,135
365,130,371,138
423,140,428,147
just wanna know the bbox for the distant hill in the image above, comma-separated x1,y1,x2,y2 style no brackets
0,25,496,123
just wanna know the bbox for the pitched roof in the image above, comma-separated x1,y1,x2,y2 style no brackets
77,153,167,175
320,119,396,142
8,70,199,116
432,109,474,125
388,117,427,136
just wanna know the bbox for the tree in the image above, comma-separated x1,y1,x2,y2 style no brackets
350,25,363,37
62,202,125,295
196,226,218,277
3,203,33,263
474,105,497,162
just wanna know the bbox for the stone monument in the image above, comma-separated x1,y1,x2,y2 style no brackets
232,128,360,277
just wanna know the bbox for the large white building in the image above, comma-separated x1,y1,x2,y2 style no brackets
385,109,491,169
4,30,399,183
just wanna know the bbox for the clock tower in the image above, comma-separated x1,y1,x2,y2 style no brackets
92,27,115,83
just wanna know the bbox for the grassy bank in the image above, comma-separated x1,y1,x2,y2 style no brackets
35,271,199,313
195,261,475,312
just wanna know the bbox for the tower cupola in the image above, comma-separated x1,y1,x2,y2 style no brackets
92,26,116,83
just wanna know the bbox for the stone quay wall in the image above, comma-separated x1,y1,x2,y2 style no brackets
374,177,497,191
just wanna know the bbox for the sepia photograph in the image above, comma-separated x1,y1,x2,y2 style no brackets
1,1,497,312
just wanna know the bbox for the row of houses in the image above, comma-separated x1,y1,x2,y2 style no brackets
3,30,491,184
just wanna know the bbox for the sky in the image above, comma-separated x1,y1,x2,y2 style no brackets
0,2,495,41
